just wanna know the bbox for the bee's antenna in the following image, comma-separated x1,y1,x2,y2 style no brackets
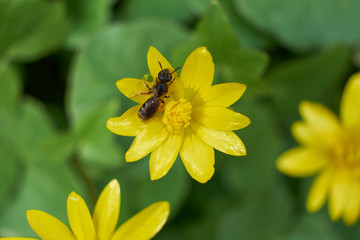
158,61,163,70
171,66,181,74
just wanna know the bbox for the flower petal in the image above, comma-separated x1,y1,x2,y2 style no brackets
306,169,331,212
26,210,76,240
180,127,215,183
150,131,183,180
192,120,246,156
180,47,214,100
343,178,360,225
147,46,175,82
192,83,246,108
340,72,360,130
193,105,250,131
291,121,315,145
106,105,145,136
93,179,121,240
116,78,154,104
111,201,170,240
328,169,349,221
67,192,96,240
276,147,328,177
147,46,183,100
125,118,169,162
298,101,340,146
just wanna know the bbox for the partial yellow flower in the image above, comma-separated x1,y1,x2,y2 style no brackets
276,72,360,225
107,46,250,183
1,179,169,240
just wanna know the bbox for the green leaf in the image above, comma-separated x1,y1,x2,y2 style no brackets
38,132,76,163
192,1,239,63
65,0,116,49
135,159,190,217
279,214,341,240
185,0,212,16
220,100,283,195
0,98,87,237
0,0,68,62
215,181,293,240
0,146,17,211
234,0,360,52
1,97,77,165
267,45,351,128
0,64,21,116
171,1,268,94
115,158,190,223
117,0,192,23
74,100,124,167
0,158,88,237
354,40,360,70
220,0,276,50
11,98,55,161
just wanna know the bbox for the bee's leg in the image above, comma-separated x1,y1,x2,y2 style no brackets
141,80,152,91
130,91,151,98
164,95,170,98
159,100,166,111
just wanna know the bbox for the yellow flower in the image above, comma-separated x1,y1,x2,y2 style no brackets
107,46,250,183
276,72,360,225
1,179,169,239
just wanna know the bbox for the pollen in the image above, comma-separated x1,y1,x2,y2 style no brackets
162,98,192,133
333,134,360,168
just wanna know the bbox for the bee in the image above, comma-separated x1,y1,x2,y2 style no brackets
135,62,181,120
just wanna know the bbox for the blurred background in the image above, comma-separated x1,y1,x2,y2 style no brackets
1,0,360,239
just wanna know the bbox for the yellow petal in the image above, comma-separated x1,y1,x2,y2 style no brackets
340,72,360,130
111,201,169,240
125,119,169,162
150,131,183,180
116,78,154,104
328,169,349,221
180,47,214,100
192,120,246,156
67,192,95,240
192,83,246,108
276,147,327,177
180,127,214,183
147,46,183,100
343,179,360,225
193,105,250,131
298,101,340,146
93,179,121,240
106,105,145,136
306,169,331,212
291,121,315,145
147,46,175,82
26,210,76,240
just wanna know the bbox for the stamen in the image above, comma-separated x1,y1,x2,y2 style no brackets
162,98,192,133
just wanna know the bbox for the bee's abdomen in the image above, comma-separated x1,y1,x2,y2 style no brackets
138,97,160,120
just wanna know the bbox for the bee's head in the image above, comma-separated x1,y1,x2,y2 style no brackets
157,61,181,82
158,69,172,82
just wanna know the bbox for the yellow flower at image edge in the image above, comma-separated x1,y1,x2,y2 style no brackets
107,46,250,183
276,72,360,225
1,180,169,240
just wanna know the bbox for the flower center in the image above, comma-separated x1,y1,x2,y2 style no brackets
333,136,360,168
162,98,192,133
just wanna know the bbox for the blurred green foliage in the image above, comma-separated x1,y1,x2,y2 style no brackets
0,0,359,239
